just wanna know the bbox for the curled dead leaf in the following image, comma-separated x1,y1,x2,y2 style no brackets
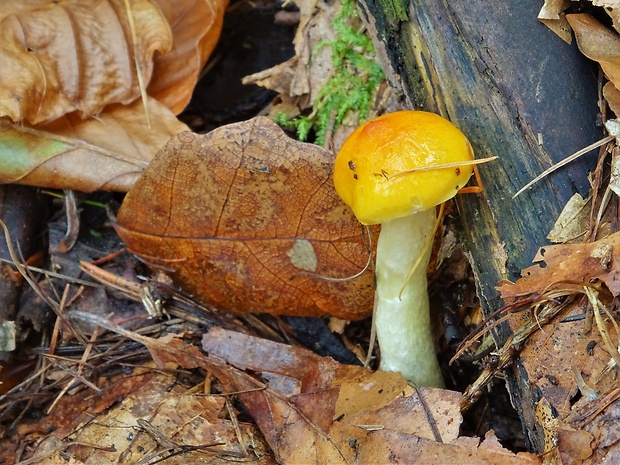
497,231,620,302
604,81,620,116
148,0,229,114
567,13,620,91
115,117,376,319
537,0,573,44
0,0,172,125
0,0,229,192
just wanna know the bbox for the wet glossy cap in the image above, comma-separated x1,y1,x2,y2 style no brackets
333,110,475,225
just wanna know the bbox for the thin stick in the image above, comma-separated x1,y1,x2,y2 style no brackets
0,258,100,287
513,136,614,199
0,220,59,311
364,293,378,369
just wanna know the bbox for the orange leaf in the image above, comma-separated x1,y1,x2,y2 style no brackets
201,327,539,464
115,117,376,319
149,0,229,114
497,231,620,303
65,312,540,464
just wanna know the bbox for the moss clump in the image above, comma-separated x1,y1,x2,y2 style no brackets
277,0,384,145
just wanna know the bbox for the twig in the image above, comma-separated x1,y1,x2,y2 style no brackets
460,291,578,411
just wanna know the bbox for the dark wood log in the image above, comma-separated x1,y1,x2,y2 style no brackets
360,0,603,453
0,185,48,354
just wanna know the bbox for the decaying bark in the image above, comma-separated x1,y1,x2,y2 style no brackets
359,0,602,453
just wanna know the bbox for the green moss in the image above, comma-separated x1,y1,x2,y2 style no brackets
278,0,385,145
378,0,408,24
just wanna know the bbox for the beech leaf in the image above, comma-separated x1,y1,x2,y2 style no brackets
148,0,229,114
0,0,173,125
115,117,376,319
0,97,188,192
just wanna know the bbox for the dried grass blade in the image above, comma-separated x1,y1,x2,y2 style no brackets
585,286,620,369
123,0,150,128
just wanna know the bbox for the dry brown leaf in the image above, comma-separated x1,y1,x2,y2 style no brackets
567,13,620,91
593,0,620,34
341,430,539,465
604,81,620,115
24,367,269,464
0,97,188,192
0,0,172,125
496,230,620,464
497,231,620,302
0,0,229,192
201,327,540,464
556,428,594,464
149,0,229,114
243,0,329,102
537,0,572,44
539,1,620,41
64,312,540,464
502,288,618,464
546,193,589,243
203,327,460,441
115,117,376,319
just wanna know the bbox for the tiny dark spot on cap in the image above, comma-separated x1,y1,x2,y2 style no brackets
353,174,358,179
348,160,355,171
455,185,460,190
455,167,461,175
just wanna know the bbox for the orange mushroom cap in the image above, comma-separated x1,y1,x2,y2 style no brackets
333,111,475,225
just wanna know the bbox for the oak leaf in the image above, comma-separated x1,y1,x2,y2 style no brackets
497,231,620,303
115,117,375,319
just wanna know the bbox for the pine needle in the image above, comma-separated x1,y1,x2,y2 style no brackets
512,136,614,199
383,156,497,180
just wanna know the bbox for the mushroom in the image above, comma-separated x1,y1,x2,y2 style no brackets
333,110,475,387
